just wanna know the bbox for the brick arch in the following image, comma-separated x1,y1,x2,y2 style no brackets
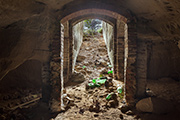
60,0,134,22
68,14,116,74
60,9,128,83
69,14,116,27
61,9,127,24
48,8,138,111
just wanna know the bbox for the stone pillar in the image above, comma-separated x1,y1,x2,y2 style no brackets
60,23,64,109
114,20,125,81
125,21,137,106
136,40,147,98
113,23,117,79
50,21,61,112
60,21,73,109
69,25,73,79
63,21,70,83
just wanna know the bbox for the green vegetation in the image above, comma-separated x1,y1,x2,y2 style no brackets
83,19,102,36
108,70,113,74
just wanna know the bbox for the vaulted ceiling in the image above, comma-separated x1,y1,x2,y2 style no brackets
0,0,180,40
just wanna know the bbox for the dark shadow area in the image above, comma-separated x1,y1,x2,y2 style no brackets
0,60,54,120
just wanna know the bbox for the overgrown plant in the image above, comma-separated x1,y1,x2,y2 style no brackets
83,19,102,36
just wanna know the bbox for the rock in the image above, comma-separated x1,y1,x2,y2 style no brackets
94,101,100,113
99,42,106,47
99,93,106,98
88,90,93,94
83,61,89,66
83,38,90,41
109,100,118,108
70,72,85,83
89,104,100,113
119,114,123,119
97,59,107,67
146,89,156,97
108,73,113,77
98,48,106,52
86,70,92,74
120,105,131,113
105,79,113,89
85,47,92,51
136,97,153,113
94,114,99,117
75,66,83,71
85,82,96,90
79,70,86,75
79,108,85,115
76,55,86,62
111,93,118,100
89,100,100,113
126,110,134,115
94,60,101,66
62,93,74,109
136,97,174,114
109,87,114,92
100,68,108,74
134,115,140,119
101,60,107,66
89,105,94,112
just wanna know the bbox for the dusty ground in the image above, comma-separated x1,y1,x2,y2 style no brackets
54,35,180,120
137,79,180,120
147,78,180,103
54,35,137,120
1,35,180,120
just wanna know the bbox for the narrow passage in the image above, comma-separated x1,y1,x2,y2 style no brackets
56,35,136,120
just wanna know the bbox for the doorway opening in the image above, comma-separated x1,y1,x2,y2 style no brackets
49,8,138,117
61,19,127,116
73,19,114,82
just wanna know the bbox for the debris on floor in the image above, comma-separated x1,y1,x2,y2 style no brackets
56,35,135,120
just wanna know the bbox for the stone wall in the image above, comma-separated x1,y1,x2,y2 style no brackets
102,21,114,67
0,9,53,81
114,20,125,81
49,21,62,111
147,41,180,81
72,22,84,71
0,59,42,95
125,21,137,105
136,40,147,98
178,41,180,49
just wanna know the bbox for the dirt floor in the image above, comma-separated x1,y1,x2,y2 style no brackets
53,35,180,120
54,35,137,120
1,35,180,120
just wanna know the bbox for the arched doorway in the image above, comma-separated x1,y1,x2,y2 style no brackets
49,8,138,111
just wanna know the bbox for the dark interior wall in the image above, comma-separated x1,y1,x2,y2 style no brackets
147,41,180,81
0,59,42,94
0,1,59,76
0,10,55,81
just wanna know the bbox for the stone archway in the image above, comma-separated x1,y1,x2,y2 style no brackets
49,8,138,111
